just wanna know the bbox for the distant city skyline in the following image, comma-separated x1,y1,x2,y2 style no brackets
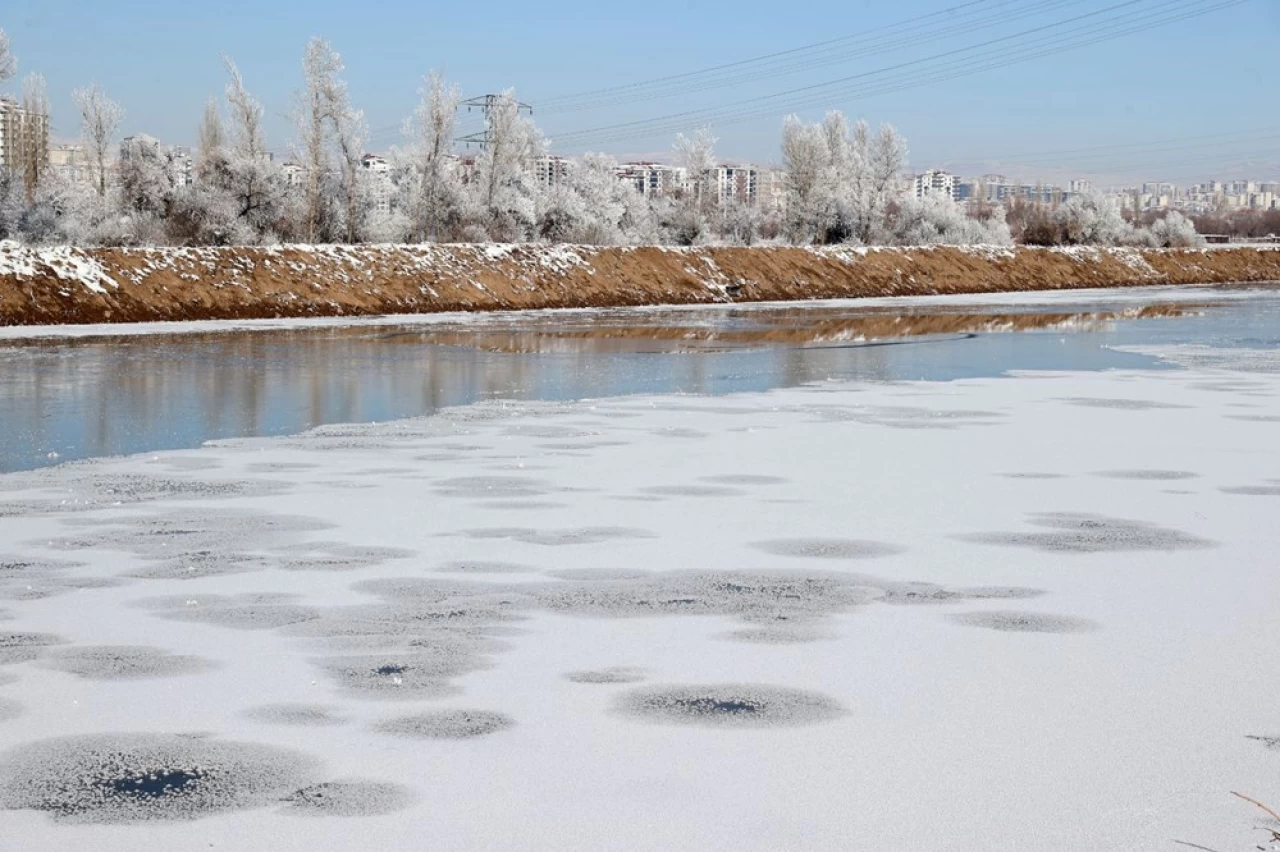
1,0,1276,184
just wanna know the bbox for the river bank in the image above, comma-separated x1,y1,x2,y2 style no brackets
2,242,1279,326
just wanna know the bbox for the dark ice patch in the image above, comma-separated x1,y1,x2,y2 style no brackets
0,733,321,824
751,538,905,560
614,684,845,728
281,780,416,818
314,653,479,700
373,709,515,739
878,584,1045,606
49,509,334,561
124,550,269,581
135,594,321,631
958,513,1215,553
723,624,834,644
0,632,64,665
455,527,657,546
1060,397,1191,411
0,575,128,601
1220,485,1280,496
1094,470,1200,481
639,485,745,498
245,462,319,473
436,560,540,575
698,475,789,486
947,610,1100,634
565,667,647,684
39,646,218,680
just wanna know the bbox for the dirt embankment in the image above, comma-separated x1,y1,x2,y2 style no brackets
1,242,1278,327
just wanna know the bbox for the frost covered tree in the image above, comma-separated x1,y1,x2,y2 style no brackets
471,90,543,242
118,136,176,220
294,39,369,243
673,127,717,207
172,59,284,244
780,112,906,245
222,59,283,240
1144,210,1203,248
295,38,342,242
838,116,907,244
536,152,643,244
717,196,763,245
329,84,368,244
780,115,830,243
196,97,224,179
0,28,15,84
889,192,1012,246
1052,191,1134,246
73,83,124,199
662,127,719,245
404,72,462,242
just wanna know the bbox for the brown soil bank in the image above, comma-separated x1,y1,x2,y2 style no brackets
1,243,1278,327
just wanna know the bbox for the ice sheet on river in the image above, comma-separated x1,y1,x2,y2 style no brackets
0,342,1278,850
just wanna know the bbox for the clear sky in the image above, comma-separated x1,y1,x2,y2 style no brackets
2,0,1277,184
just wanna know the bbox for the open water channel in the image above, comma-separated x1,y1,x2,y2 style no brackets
1,283,1277,472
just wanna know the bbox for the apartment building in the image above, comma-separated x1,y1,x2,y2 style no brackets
616,162,687,197
535,155,571,188
359,153,395,215
709,164,758,205
0,96,49,177
913,169,958,200
48,144,91,185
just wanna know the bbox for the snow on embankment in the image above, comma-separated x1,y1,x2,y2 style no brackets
1,241,1278,326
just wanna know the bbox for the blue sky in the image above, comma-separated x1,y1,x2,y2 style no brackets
3,0,1277,183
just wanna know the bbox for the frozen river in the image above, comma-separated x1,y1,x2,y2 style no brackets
2,283,1280,850
2,283,1278,472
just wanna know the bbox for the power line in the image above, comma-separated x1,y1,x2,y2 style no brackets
549,0,1244,149
968,125,1280,163
540,0,1091,115
550,0,1201,144
538,0,1007,109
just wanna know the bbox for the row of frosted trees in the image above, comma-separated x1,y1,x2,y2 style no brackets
0,32,1199,249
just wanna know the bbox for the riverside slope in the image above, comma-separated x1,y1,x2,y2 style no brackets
2,242,1279,326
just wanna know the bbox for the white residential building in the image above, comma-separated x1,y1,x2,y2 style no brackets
535,155,571,188
360,154,395,216
913,169,957,200
617,162,687,197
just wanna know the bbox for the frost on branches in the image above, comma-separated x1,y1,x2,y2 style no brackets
780,112,907,245
0,33,1207,251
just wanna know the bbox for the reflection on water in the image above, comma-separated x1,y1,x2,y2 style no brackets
1,288,1276,472
416,304,1203,353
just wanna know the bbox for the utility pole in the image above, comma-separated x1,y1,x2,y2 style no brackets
456,94,533,150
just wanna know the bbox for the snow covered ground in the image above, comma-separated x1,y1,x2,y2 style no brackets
1,337,1279,850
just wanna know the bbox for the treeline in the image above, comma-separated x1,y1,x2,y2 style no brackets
1186,208,1280,240
0,32,1204,250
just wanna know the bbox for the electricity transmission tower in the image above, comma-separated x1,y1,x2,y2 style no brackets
457,94,533,150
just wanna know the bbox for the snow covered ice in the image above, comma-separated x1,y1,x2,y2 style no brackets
1,327,1280,850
